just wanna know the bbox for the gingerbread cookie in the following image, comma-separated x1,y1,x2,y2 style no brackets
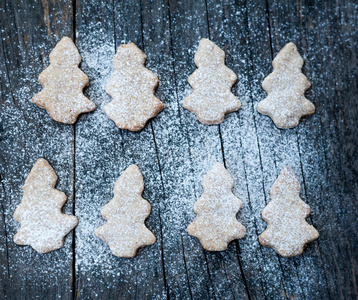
259,167,319,257
188,163,246,251
13,158,78,253
183,38,241,125
104,43,165,131
32,37,96,124
95,165,156,257
257,42,315,129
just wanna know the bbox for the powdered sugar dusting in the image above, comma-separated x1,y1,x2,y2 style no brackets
73,1,328,298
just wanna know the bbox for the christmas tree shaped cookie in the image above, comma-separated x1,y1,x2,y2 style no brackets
183,38,241,125
104,43,165,131
257,42,315,128
95,165,156,257
188,163,246,251
259,167,319,257
32,37,96,124
13,158,78,253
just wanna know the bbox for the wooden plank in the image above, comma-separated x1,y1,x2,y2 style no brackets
148,0,250,298
244,1,331,298
260,2,333,298
205,0,307,299
266,1,358,298
142,0,216,299
203,1,279,299
265,2,352,299
0,0,75,299
74,0,166,298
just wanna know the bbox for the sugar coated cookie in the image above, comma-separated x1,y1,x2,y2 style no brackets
183,38,241,125
258,42,315,129
32,37,96,124
104,43,165,131
95,165,156,257
188,163,246,251
13,158,78,253
259,167,319,257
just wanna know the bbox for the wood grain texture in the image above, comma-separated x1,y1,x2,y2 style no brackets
0,0,357,299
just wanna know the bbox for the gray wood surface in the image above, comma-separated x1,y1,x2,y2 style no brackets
0,0,357,299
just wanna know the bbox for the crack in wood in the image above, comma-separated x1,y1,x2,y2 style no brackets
150,123,170,299
265,0,274,60
180,234,194,300
166,1,183,126
0,178,10,284
139,3,170,297
72,2,77,300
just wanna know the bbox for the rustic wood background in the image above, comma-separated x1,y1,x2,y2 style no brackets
1,0,357,299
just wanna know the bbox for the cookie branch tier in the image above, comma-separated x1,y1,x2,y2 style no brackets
104,43,165,131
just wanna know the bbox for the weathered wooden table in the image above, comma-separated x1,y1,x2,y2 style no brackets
1,1,357,299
